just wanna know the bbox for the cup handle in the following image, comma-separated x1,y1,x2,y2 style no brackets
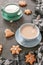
17,11,21,15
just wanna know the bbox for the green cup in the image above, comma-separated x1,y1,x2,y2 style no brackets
1,4,20,17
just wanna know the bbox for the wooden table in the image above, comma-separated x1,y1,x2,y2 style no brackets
0,0,42,59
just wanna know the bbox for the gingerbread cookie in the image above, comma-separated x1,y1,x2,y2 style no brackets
10,45,22,55
0,45,3,54
5,29,14,38
25,53,36,65
19,1,27,7
24,9,32,15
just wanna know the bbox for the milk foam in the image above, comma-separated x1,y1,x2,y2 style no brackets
5,5,19,13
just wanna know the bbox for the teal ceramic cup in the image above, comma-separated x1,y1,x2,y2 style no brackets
1,4,20,17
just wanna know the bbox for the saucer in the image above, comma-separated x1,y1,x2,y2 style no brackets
2,10,23,21
15,29,42,47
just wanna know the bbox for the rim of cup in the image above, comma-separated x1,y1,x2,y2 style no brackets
19,23,40,40
4,4,20,14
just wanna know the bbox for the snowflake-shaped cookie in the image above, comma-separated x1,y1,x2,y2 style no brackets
10,45,22,55
25,53,36,65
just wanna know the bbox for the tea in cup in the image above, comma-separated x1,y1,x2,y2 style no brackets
19,23,39,40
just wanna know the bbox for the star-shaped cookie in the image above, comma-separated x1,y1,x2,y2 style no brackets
0,45,3,54
24,9,32,15
25,53,36,65
10,45,22,55
5,29,14,38
19,1,27,7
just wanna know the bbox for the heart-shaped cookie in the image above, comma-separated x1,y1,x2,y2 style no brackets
5,29,14,38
